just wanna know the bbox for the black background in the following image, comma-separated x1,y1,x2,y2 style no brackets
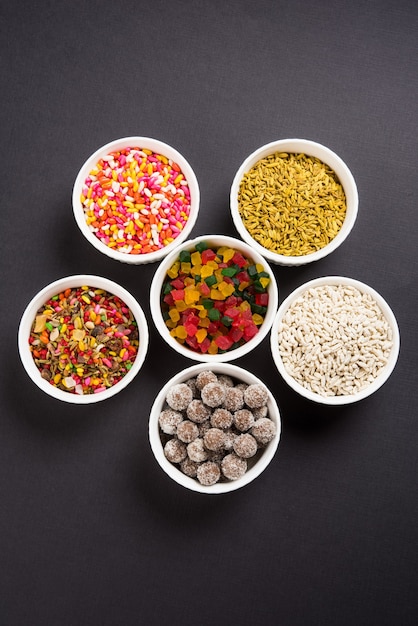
1,1,417,625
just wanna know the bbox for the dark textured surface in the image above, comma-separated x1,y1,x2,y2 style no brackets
1,1,417,624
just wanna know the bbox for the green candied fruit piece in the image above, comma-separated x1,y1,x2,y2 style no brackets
204,275,217,287
208,307,221,321
221,266,238,277
179,250,191,263
195,241,208,253
251,303,267,316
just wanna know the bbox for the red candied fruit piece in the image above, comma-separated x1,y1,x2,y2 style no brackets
207,322,220,335
185,335,199,350
228,327,244,343
163,293,174,306
186,312,200,326
199,282,211,296
232,252,248,268
171,278,184,290
199,337,211,353
243,323,259,340
215,335,234,351
255,293,269,306
225,295,240,307
236,270,250,283
185,323,198,336
171,289,185,301
201,249,217,264
224,307,240,319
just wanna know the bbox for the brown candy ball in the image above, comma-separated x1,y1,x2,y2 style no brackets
177,420,199,443
197,461,221,486
187,438,209,463
158,409,183,435
221,453,248,480
164,439,187,463
252,405,269,420
233,408,255,432
166,383,193,411
203,428,226,452
201,382,226,407
251,417,276,445
243,383,268,409
196,370,217,390
210,407,233,430
217,374,234,388
180,457,200,478
186,399,211,423
233,433,258,458
223,386,244,412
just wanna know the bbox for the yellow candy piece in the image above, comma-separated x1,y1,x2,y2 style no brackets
222,248,235,263
210,289,224,301
191,251,201,266
175,325,187,339
201,265,214,278
181,262,191,274
208,341,218,355
167,262,180,279
169,309,181,322
252,313,264,326
184,288,200,305
195,328,207,344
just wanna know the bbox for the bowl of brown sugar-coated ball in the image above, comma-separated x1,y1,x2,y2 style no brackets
149,362,281,494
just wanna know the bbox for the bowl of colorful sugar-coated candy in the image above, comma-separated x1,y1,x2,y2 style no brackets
18,274,149,403
230,138,358,266
149,234,279,362
72,136,200,264
149,362,281,494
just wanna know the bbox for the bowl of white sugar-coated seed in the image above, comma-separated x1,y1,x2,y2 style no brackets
230,139,358,266
270,276,400,405
149,362,281,494
72,137,200,264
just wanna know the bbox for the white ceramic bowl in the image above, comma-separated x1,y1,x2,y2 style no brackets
18,275,149,403
270,276,400,405
230,139,358,266
150,234,279,362
72,137,200,264
149,362,281,494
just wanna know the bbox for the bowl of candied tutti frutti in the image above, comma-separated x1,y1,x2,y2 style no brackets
149,362,281,494
150,235,278,362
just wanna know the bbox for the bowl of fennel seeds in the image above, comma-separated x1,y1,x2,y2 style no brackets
230,139,358,266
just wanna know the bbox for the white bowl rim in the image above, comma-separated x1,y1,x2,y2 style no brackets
230,138,359,266
149,361,281,494
18,274,149,404
149,234,279,362
270,275,400,405
72,136,200,265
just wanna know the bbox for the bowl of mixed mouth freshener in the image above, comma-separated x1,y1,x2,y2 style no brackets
72,137,200,264
149,362,281,493
270,276,400,404
18,275,149,403
150,235,279,362
230,139,358,266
